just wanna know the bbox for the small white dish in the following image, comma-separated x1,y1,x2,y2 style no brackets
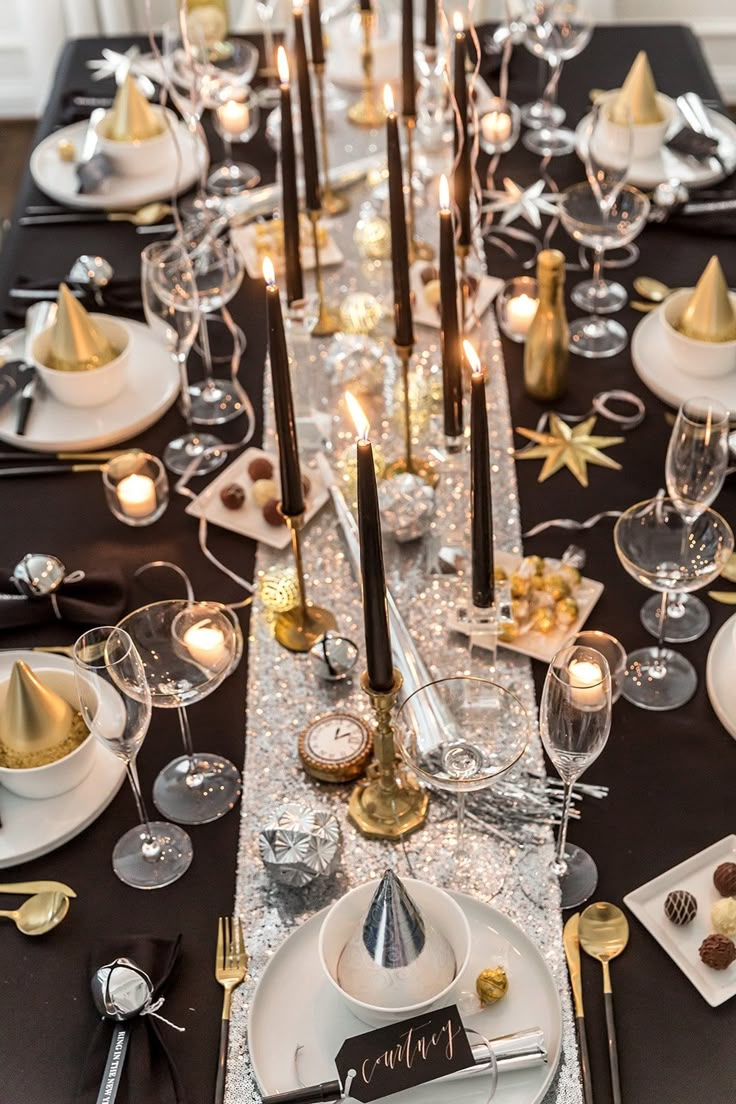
706,611,736,741
660,288,736,379
232,220,344,280
185,447,329,550
318,877,471,1026
632,307,736,410
93,104,177,177
410,263,503,331
624,835,736,1007
31,314,130,408
598,91,675,161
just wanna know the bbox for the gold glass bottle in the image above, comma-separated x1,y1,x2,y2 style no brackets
524,249,569,403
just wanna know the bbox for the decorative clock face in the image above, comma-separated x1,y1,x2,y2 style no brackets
299,713,373,782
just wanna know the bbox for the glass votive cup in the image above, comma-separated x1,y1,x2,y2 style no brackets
103,451,169,527
497,276,539,343
478,97,521,155
564,630,627,703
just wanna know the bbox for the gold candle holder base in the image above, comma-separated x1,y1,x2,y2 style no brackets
347,11,385,129
274,509,337,652
308,210,341,337
348,670,429,840
384,456,439,488
314,63,349,216
403,116,434,263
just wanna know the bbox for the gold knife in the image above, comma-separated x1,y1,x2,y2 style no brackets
0,880,76,898
563,913,594,1104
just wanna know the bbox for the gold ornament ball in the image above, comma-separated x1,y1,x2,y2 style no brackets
353,215,391,260
339,292,383,335
476,966,509,1005
258,566,301,613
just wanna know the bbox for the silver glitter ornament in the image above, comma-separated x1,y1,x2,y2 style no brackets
378,473,436,543
259,802,342,888
13,553,66,597
309,631,359,681
91,958,154,1021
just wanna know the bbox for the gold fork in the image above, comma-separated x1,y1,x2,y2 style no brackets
214,916,248,1104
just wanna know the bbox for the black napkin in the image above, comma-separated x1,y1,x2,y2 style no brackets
0,566,127,629
666,124,720,161
75,935,186,1104
4,283,144,323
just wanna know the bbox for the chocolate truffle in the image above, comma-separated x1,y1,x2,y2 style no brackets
714,862,736,898
420,265,438,285
220,483,245,510
664,890,697,926
302,474,311,497
248,456,274,482
262,499,284,527
252,478,279,508
699,933,736,971
711,897,736,938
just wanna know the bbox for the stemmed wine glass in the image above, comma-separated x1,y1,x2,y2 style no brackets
521,0,593,156
73,626,193,889
141,241,225,476
162,17,212,218
209,88,262,196
540,645,612,908
614,498,733,711
255,0,281,108
641,399,730,643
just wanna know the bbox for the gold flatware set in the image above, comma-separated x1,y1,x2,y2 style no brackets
0,880,76,936
214,915,248,1104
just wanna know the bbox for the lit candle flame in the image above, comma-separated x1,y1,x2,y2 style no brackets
383,84,394,115
293,0,303,14
262,256,276,286
346,392,370,441
463,339,482,376
277,45,290,85
439,174,450,211
453,11,464,33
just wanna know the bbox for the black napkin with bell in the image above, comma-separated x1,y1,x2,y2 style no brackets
0,566,127,629
75,935,186,1104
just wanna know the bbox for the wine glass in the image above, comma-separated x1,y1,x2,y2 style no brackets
209,89,262,196
187,234,245,426
162,18,213,218
521,0,593,156
540,644,611,908
641,398,730,644
614,498,734,711
73,626,193,889
119,600,243,825
255,0,281,108
141,241,225,476
559,182,649,358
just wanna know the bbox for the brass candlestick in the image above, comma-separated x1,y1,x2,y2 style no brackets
385,343,438,486
403,115,434,262
274,508,337,652
347,11,384,128
348,669,428,839
308,209,341,337
313,63,348,215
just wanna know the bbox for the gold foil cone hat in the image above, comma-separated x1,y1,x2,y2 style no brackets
678,256,736,342
46,284,117,372
104,73,162,141
0,661,73,755
609,51,663,125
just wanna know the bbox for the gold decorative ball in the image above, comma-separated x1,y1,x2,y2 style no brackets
339,292,383,334
476,966,508,1005
354,215,391,260
258,567,300,613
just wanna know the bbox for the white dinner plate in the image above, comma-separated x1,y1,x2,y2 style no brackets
0,651,125,869
705,611,736,741
631,307,736,410
624,835,736,1007
30,117,204,211
0,319,179,452
247,889,563,1104
575,102,736,190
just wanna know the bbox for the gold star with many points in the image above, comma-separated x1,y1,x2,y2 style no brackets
514,415,624,487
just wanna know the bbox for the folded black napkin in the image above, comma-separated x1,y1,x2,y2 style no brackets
0,565,127,629
666,124,721,161
4,283,143,323
75,935,186,1104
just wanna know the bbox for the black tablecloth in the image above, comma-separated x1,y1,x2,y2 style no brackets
0,24,734,1104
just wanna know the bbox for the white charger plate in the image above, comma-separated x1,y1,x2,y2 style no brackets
30,117,204,211
624,835,736,1007
0,651,125,869
410,263,503,331
631,307,736,410
0,320,179,452
247,888,562,1104
705,611,736,741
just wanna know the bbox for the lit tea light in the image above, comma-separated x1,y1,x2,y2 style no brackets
217,98,250,137
505,293,538,337
481,110,512,145
569,659,605,709
183,621,227,669
116,473,157,519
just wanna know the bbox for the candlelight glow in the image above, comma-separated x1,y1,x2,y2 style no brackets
383,84,394,114
453,11,464,33
293,0,303,13
262,256,276,286
277,45,289,85
463,339,482,377
346,392,370,441
439,174,450,211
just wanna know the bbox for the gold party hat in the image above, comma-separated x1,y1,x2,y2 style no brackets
609,51,662,125
0,661,73,756
103,73,162,141
678,256,736,343
46,284,117,372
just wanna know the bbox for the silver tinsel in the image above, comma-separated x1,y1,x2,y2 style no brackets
258,803,342,888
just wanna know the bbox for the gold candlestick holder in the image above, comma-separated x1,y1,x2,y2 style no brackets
403,115,434,263
347,11,385,128
385,343,439,487
313,63,349,216
274,508,337,652
308,209,341,337
348,669,429,839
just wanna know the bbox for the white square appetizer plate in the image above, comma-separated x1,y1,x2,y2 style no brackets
624,835,736,1007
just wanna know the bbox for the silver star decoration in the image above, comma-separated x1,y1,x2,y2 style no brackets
86,47,156,98
483,177,561,229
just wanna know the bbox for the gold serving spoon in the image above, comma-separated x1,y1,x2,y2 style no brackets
107,202,173,227
0,891,69,935
579,902,629,1104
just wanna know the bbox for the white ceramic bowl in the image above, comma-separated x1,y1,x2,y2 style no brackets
660,288,736,379
602,91,675,162
318,877,471,1026
31,314,130,408
93,105,177,177
0,668,95,799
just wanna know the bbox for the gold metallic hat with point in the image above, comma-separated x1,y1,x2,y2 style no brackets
103,73,162,142
0,661,73,755
608,51,663,125
678,256,736,343
46,284,117,372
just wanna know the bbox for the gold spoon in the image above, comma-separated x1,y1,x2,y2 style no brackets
579,901,629,1104
633,276,681,303
0,890,69,935
107,202,173,227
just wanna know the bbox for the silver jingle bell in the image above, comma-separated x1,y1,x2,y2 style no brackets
378,473,436,543
309,631,359,681
13,553,66,597
91,957,154,1021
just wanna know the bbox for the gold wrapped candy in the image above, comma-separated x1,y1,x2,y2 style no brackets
476,966,508,1005
556,597,579,627
254,216,326,268
46,285,118,373
677,256,736,343
101,73,162,142
542,573,570,602
608,51,662,125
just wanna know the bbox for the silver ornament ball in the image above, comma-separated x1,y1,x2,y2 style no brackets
309,631,359,681
91,958,154,1021
13,553,66,597
259,802,342,888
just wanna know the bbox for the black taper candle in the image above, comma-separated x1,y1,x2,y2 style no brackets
468,347,494,608
424,0,436,49
439,175,462,439
265,262,305,517
385,89,414,348
293,4,321,213
453,18,471,248
402,0,416,118
359,0,372,10
278,49,304,305
356,428,394,692
308,0,325,66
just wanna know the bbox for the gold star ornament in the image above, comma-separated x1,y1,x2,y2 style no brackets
515,414,624,487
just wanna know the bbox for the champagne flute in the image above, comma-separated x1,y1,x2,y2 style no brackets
255,0,281,108
521,0,593,156
73,626,193,889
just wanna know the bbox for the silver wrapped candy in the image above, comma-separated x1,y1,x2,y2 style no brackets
378,473,436,543
91,958,154,1021
259,802,342,888
309,631,359,681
